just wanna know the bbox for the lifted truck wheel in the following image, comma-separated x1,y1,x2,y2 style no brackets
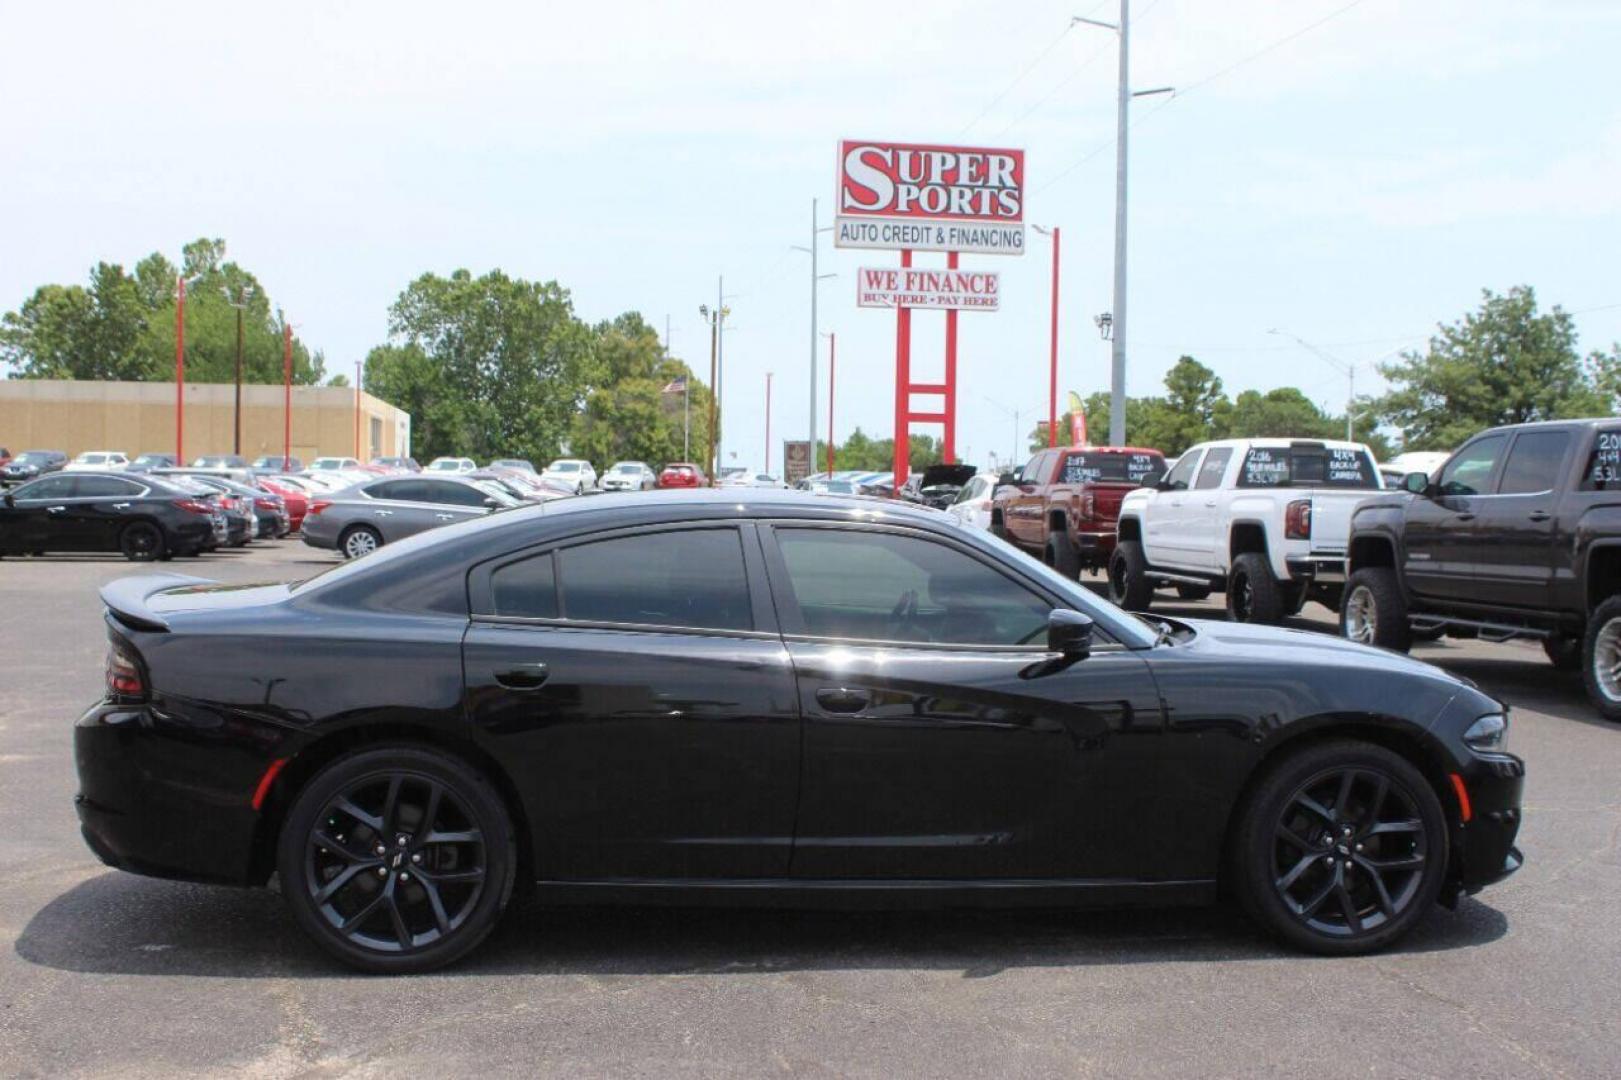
1226,552,1285,624
1581,597,1621,721
1339,567,1411,653
1046,535,1080,579
1108,541,1153,611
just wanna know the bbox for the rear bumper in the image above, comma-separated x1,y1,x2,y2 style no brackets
1071,530,1119,560
1285,555,1347,584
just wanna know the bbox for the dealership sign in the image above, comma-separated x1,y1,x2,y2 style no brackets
856,266,1000,311
835,140,1026,255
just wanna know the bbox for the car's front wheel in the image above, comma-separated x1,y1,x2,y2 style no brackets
276,746,518,973
340,525,382,560
1107,541,1152,611
1340,568,1412,653
1582,596,1621,721
1233,740,1448,955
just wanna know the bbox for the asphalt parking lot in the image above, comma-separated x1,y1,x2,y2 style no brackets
1,543,1618,1078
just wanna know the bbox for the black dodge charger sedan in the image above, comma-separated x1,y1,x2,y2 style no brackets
74,491,1523,972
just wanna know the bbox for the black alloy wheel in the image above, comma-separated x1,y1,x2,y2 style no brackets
1235,741,1446,954
1226,553,1283,624
120,521,165,562
1107,540,1152,611
277,747,516,973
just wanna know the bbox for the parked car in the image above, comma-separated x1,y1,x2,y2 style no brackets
192,455,248,468
183,476,290,539
657,462,706,488
600,461,658,491
992,447,1166,576
371,456,421,473
1,450,68,485
900,463,978,509
1342,419,1621,720
76,489,1524,972
251,455,304,473
425,457,478,475
488,458,536,474
719,471,788,489
127,453,179,473
1112,439,1383,621
64,451,130,472
542,459,597,493
0,447,10,469
0,472,220,560
309,456,362,472
804,478,858,495
258,477,311,532
301,475,521,558
946,472,996,530
158,473,256,545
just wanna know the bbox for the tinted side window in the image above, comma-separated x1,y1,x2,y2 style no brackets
491,552,558,619
366,480,416,500
1583,427,1621,491
1195,448,1232,490
1438,435,1506,497
1162,451,1201,491
17,476,78,500
1498,431,1571,495
433,483,491,507
775,528,1052,646
75,476,143,498
559,529,752,631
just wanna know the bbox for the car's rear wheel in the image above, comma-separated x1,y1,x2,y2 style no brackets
1046,534,1080,579
120,521,165,562
340,525,382,560
1233,740,1447,955
1226,552,1283,624
1107,541,1152,611
276,746,517,973
1340,568,1411,653
1582,597,1621,722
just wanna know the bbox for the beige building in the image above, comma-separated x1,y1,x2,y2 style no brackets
0,379,410,463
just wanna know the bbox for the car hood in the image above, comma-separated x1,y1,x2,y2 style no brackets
919,463,977,489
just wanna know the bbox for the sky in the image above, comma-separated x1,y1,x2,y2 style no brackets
3,0,1619,472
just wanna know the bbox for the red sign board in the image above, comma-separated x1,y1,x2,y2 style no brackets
856,266,1000,311
835,139,1027,255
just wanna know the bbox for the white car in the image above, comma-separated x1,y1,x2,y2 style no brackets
425,457,478,474
1113,437,1384,623
946,473,996,531
1378,450,1451,488
601,461,657,491
309,456,362,472
543,458,597,493
718,470,786,489
64,451,130,471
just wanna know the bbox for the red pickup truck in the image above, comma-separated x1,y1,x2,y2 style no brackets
990,445,1167,577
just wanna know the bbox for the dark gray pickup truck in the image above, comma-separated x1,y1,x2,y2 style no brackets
1340,418,1621,719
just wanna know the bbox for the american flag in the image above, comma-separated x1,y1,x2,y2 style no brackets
661,375,688,394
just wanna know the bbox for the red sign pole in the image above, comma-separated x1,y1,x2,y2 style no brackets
944,252,959,463
892,250,913,490
353,361,361,459
282,322,293,470
1048,226,1061,448
174,276,186,464
827,332,836,475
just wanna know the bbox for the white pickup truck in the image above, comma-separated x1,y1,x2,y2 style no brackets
1109,438,1384,623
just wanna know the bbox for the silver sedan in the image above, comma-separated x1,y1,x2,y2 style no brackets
302,475,520,558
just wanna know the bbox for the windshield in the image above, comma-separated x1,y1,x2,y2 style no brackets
312,458,346,470
14,453,54,465
549,461,580,473
1059,452,1165,485
427,460,460,470
471,480,521,506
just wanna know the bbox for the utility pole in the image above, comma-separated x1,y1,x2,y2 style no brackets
354,360,362,459
225,284,253,456
699,301,729,483
1034,226,1061,448
175,275,187,464
715,277,725,469
282,321,293,471
1269,328,1358,440
765,372,773,474
823,331,836,475
793,200,836,463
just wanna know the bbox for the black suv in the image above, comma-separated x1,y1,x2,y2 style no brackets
1341,419,1621,719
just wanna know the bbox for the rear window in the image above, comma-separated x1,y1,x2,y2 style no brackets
1058,452,1165,486
1582,427,1621,491
1237,445,1378,489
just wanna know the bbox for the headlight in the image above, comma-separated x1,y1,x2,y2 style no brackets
1463,713,1508,752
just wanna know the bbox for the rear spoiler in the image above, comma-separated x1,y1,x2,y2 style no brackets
99,573,214,633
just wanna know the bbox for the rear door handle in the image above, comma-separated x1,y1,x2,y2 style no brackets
1455,513,1475,522
435,513,456,520
1203,499,1218,507
493,663,549,690
112,502,131,510
46,506,66,513
374,509,393,516
815,687,870,713
1528,510,1551,522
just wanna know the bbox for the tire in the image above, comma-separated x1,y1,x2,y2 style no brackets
989,515,1009,543
1581,596,1621,721
1175,584,1211,601
1107,541,1153,611
276,745,518,974
1046,534,1081,580
1339,567,1412,653
1232,739,1448,955
1226,552,1284,624
340,525,383,560
1543,634,1581,671
120,521,165,562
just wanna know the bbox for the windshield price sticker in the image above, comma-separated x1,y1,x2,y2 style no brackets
1243,449,1290,485
1327,448,1365,484
1590,430,1621,486
1127,454,1161,483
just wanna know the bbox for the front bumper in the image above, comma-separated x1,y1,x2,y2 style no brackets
1452,751,1526,894
74,700,278,885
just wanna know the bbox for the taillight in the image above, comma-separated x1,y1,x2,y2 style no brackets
172,499,213,515
106,646,145,699
1081,492,1096,520
1285,499,1312,540
255,497,279,511
307,500,331,517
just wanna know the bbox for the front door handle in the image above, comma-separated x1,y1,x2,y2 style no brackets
1528,510,1551,522
46,506,66,513
815,687,870,713
493,663,549,690
1203,499,1218,507
435,513,456,520
1455,513,1475,522
112,502,131,510
373,509,393,516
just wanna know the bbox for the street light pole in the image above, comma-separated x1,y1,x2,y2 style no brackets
282,321,293,471
225,284,254,456
175,275,187,464
1034,226,1061,448
823,331,836,475
793,201,836,464
354,360,362,459
765,372,773,474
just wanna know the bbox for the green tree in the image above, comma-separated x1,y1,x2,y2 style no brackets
1375,286,1608,450
569,313,713,469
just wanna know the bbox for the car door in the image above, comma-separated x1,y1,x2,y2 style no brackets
1002,451,1047,546
0,476,65,552
1469,428,1574,610
1146,448,1203,568
7,475,85,551
462,522,800,879
760,521,1164,880
387,479,483,538
1402,433,1507,602
1185,446,1233,571
71,474,148,549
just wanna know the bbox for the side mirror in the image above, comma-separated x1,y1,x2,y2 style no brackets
1047,608,1094,659
2,493,12,508
1401,471,1430,496
483,497,502,509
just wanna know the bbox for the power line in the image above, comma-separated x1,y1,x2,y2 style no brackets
959,8,1111,136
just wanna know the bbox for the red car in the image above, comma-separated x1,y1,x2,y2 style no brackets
258,477,311,533
657,463,707,489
